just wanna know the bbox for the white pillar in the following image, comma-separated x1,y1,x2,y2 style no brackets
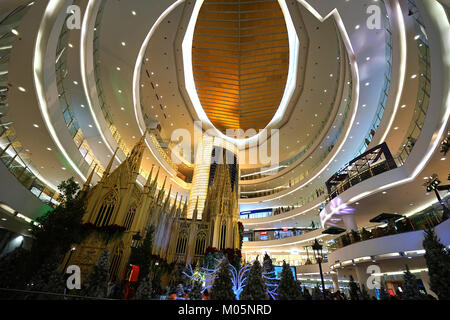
343,214,358,231
331,272,339,292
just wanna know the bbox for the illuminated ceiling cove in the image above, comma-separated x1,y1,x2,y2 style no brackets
192,0,290,132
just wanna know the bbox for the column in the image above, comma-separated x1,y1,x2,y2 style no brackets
343,214,358,231
331,272,339,292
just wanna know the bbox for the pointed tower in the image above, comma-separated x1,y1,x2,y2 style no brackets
101,148,119,182
126,130,148,181
82,164,97,192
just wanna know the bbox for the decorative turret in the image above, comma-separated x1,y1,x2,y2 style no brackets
82,164,97,192
126,130,148,181
101,148,119,182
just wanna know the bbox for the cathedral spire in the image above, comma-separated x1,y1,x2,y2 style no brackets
192,196,199,222
82,164,97,192
102,148,119,182
144,165,155,192
127,129,148,177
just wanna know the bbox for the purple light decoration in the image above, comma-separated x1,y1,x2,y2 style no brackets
330,196,355,216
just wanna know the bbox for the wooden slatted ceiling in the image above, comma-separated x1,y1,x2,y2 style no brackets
192,0,289,132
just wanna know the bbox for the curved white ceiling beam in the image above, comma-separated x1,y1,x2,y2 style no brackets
243,1,360,204
33,0,86,183
132,0,189,189
80,0,118,161
378,0,407,143
181,0,299,147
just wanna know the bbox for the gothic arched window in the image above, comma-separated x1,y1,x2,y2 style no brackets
219,221,227,250
123,204,137,230
94,190,118,227
194,232,206,256
175,231,188,255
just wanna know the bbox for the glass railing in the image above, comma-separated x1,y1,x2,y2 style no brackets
240,78,352,199
356,0,392,155
55,5,105,177
326,200,448,253
395,1,431,165
0,3,59,209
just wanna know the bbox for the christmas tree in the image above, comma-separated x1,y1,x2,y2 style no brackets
262,253,278,299
82,249,110,298
210,258,235,300
402,265,422,300
422,228,450,300
135,277,153,300
27,256,65,300
0,247,30,292
277,261,301,300
240,259,266,300
348,275,360,300
189,280,203,300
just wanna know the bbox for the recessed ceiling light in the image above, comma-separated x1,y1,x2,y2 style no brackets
365,82,370,86
118,90,122,93
18,86,26,92
414,35,420,40
62,167,66,170
33,124,39,128
131,10,137,15
68,43,73,48
401,104,406,108
73,81,78,85
355,25,360,30
125,123,129,126
11,29,19,36
1,218,6,221
121,42,126,46
120,107,125,110
81,104,85,108
98,141,102,144
411,74,417,79
88,124,93,128
46,147,52,151
382,191,387,194
394,127,399,130
441,157,446,161
132,136,136,139
366,57,370,61
116,67,121,71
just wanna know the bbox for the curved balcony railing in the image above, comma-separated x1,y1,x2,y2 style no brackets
395,1,431,165
0,3,59,208
326,200,448,253
240,79,352,199
56,2,105,177
356,0,392,155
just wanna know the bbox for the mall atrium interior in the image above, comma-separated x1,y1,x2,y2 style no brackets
0,0,449,301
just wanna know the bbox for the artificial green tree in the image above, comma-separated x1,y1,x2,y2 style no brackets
277,261,301,300
82,249,110,298
240,259,266,300
210,258,235,300
135,277,153,300
402,265,422,300
423,228,450,300
189,280,203,300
